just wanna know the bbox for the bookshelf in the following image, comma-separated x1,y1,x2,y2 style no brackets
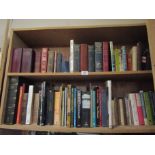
0,20,155,134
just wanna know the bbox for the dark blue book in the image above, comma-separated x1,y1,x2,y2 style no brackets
73,87,77,127
88,45,95,72
61,56,69,72
95,42,102,71
73,44,80,72
56,52,62,72
102,88,108,127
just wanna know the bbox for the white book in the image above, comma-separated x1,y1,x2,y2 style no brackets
70,40,74,72
128,93,139,126
132,46,137,71
25,85,34,124
106,80,112,128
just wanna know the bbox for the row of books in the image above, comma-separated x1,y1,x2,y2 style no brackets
10,41,151,73
4,77,155,127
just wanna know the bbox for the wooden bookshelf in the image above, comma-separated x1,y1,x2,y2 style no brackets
0,20,155,134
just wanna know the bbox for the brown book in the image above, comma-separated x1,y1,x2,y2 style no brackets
47,50,54,72
21,93,28,124
34,48,41,72
111,99,118,127
41,48,48,73
11,48,23,72
21,48,33,72
32,93,39,124
80,44,88,71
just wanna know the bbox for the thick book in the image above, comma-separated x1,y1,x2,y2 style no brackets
77,89,82,127
21,93,28,124
25,85,34,124
32,93,40,124
21,48,33,72
34,48,41,72
88,45,95,72
103,42,109,71
121,46,127,71
11,48,23,72
132,46,138,71
80,44,88,71
70,40,74,72
95,42,102,71
109,41,115,71
47,50,54,72
81,92,91,127
41,48,48,73
16,84,25,124
74,44,80,72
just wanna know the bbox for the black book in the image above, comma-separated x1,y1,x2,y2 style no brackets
95,42,102,71
56,52,62,72
95,86,100,126
4,77,19,124
77,89,82,127
81,92,91,127
46,88,55,125
74,44,80,72
38,81,47,126
88,45,95,72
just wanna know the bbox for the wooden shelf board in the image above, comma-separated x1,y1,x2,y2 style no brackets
7,71,152,80
0,124,155,133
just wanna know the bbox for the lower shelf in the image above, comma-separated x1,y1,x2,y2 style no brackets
0,125,155,133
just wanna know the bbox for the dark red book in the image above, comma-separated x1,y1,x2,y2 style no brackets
127,52,132,71
11,48,23,72
16,84,25,124
34,48,41,72
21,48,33,72
41,48,48,73
103,42,109,71
80,44,88,71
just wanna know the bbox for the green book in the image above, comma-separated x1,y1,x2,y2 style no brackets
143,92,154,125
115,49,120,72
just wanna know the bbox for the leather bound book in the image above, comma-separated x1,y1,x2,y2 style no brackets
21,48,33,72
56,52,62,72
11,48,23,72
103,42,109,71
21,93,28,124
74,44,80,72
47,51,54,72
95,42,102,71
34,48,41,72
41,48,48,73
88,45,95,72
95,87,100,127
80,44,88,71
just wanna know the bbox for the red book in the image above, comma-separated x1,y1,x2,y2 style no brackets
41,48,48,73
21,48,33,72
103,42,109,71
135,93,144,125
11,48,23,72
80,44,88,71
99,87,103,126
127,52,132,71
34,48,41,72
16,84,25,124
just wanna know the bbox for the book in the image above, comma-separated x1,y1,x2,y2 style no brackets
25,85,34,124
56,52,62,72
34,48,41,72
111,99,118,127
53,51,57,72
88,45,95,72
99,87,103,126
70,87,74,127
95,87,100,126
21,48,33,72
11,48,23,72
132,46,137,71
70,40,74,72
115,49,120,72
77,89,82,127
109,41,115,71
47,50,54,72
21,93,28,124
121,46,127,71
81,92,91,127
41,48,48,73
73,87,77,127
92,89,96,127
80,44,88,71
103,42,109,71
95,42,102,71
74,44,80,72
67,85,71,127
137,42,142,70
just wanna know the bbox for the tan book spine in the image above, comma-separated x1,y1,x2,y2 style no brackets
132,46,137,71
32,93,39,124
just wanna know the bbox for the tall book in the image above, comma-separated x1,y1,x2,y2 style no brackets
25,85,34,124
4,77,19,124
99,87,103,126
92,89,96,127
21,93,28,124
121,46,127,71
41,48,48,73
74,44,80,72
11,48,23,72
80,44,88,71
77,89,82,127
127,50,132,71
103,42,109,71
95,42,102,71
70,87,74,127
47,50,54,72
109,41,115,71
115,49,120,72
70,40,74,72
34,48,41,72
81,92,91,127
67,85,71,127
21,48,33,72
95,87,100,126
56,52,62,72
111,99,118,127
73,87,77,127
88,45,95,72
132,46,138,71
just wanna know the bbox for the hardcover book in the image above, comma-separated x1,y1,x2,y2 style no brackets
47,50,54,72
74,44,80,72
103,42,109,71
41,48,48,73
88,45,95,72
80,44,88,71
34,48,41,72
95,42,102,71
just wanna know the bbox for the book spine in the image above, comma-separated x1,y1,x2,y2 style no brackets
132,46,137,71
137,42,142,70
70,40,74,72
74,44,80,72
96,87,100,126
90,89,93,127
103,42,109,71
95,42,102,71
121,46,127,71
118,98,125,126
41,48,48,73
127,52,132,71
67,85,71,127
99,87,102,126
53,51,57,72
64,87,68,126
73,87,77,127
109,41,115,71
115,49,120,72
88,45,95,72
47,51,54,72
21,93,28,124
70,87,74,127
80,44,88,71
92,90,96,127
77,89,81,127
56,52,62,72
61,89,65,126
34,49,41,72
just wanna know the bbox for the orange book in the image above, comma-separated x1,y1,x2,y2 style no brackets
16,84,25,124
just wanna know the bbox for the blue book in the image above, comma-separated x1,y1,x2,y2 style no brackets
92,90,96,127
61,56,69,72
95,42,102,71
121,46,127,71
102,88,108,127
73,87,77,127
88,45,95,72
56,52,62,72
